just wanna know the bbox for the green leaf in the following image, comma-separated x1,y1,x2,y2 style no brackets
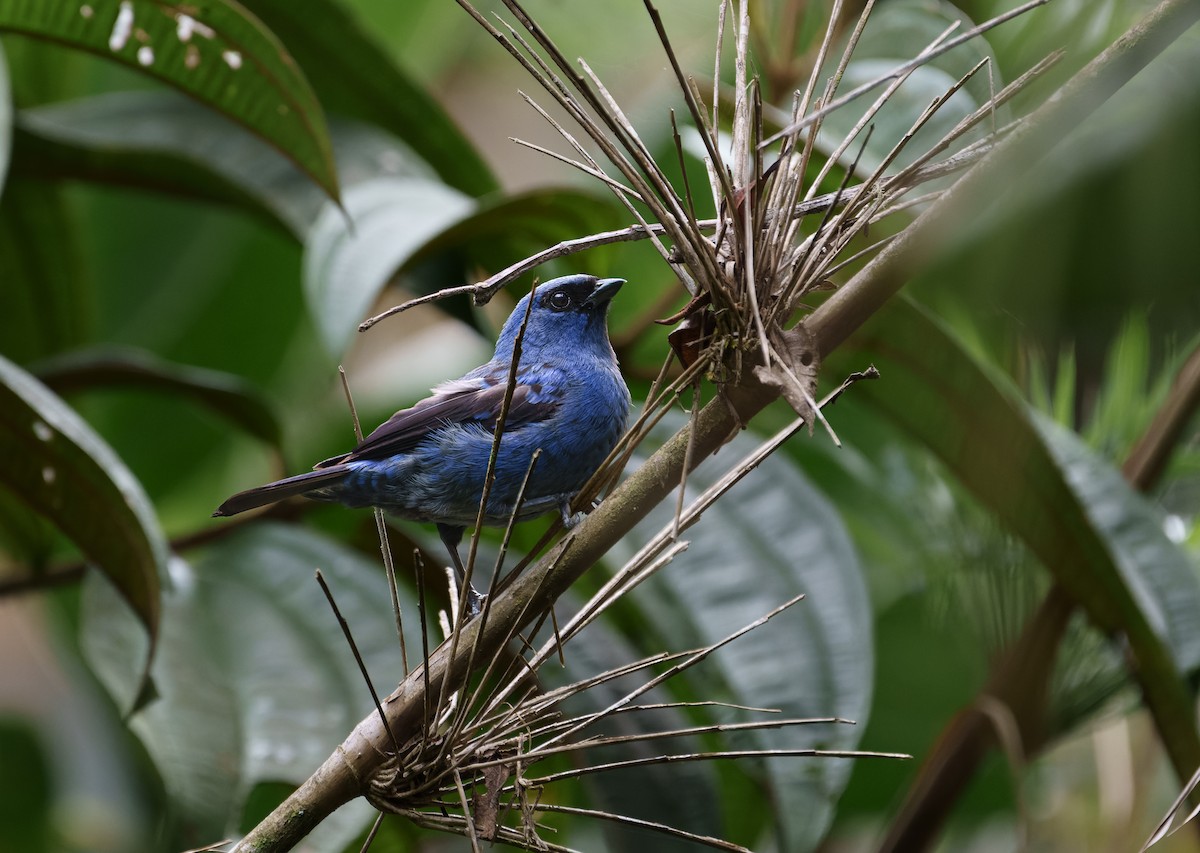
81,523,419,844
0,180,90,364
304,181,625,357
418,187,626,268
832,297,1200,773
0,0,339,201
13,91,310,236
242,0,496,197
13,91,436,238
1039,417,1200,675
1084,313,1155,455
0,352,165,647
1052,346,1077,428
601,413,874,851
304,176,475,356
0,488,56,569
33,344,282,446
402,187,629,329
1035,418,1200,734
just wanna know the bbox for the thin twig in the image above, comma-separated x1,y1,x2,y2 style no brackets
529,745,910,786
760,0,1051,147
315,569,400,754
338,366,410,673
537,803,751,852
357,813,385,853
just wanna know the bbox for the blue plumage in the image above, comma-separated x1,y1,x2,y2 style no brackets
214,274,631,611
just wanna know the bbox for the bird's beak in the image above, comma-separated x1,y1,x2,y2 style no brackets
584,278,625,308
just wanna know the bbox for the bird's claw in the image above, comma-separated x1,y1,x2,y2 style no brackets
560,498,600,530
465,587,486,619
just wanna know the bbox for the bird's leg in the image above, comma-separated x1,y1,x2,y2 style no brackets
559,498,596,530
436,523,485,618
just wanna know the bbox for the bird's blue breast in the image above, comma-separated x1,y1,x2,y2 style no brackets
330,358,629,528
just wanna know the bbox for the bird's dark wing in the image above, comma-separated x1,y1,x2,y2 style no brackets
318,371,561,467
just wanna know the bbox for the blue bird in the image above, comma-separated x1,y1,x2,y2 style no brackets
213,274,631,613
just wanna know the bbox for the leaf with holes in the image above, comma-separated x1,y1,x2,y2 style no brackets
14,91,437,238
0,0,339,201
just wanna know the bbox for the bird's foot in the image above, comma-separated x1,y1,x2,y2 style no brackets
464,586,486,620
559,498,600,530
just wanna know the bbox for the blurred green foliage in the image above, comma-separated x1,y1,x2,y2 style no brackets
1,0,1198,851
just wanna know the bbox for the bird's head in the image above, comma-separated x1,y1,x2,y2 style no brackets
494,274,624,361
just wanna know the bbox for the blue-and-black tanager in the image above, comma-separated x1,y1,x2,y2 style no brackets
213,274,631,612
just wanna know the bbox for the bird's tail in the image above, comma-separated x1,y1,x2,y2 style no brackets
212,467,349,517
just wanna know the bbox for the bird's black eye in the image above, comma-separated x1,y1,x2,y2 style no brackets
548,290,572,311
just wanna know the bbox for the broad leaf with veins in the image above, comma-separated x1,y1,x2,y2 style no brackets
0,0,340,200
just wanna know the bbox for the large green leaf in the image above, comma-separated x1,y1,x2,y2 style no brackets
417,187,626,272
81,523,420,847
241,0,496,197
1036,417,1200,728
304,176,475,356
593,414,874,851
13,91,436,238
33,344,282,446
0,353,165,644
13,91,311,236
0,180,90,365
0,0,339,200
832,297,1200,773
304,180,625,357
